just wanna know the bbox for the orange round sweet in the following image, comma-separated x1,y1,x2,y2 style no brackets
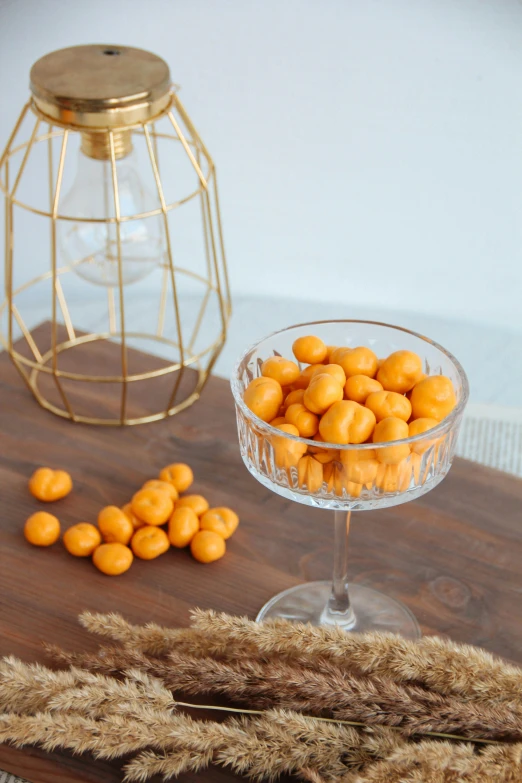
92,543,133,575
330,346,378,379
121,502,145,530
63,523,102,557
297,455,324,493
190,530,226,563
292,364,324,390
325,345,339,363
269,416,287,426
319,400,376,445
131,526,170,560
365,390,412,423
373,417,410,464
24,512,60,547
175,494,210,517
285,403,319,438
168,507,200,548
159,463,194,493
97,506,134,545
344,375,383,404
200,507,239,540
28,467,72,502
271,423,307,469
309,363,346,386
408,417,440,454
131,488,174,526
244,377,283,423
303,373,344,415
340,449,379,484
142,479,179,501
292,335,327,365
282,388,306,410
377,350,423,393
410,376,457,422
261,356,300,386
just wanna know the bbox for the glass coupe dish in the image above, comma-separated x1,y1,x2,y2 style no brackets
231,320,469,639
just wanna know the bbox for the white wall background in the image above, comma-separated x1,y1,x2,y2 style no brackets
0,0,521,331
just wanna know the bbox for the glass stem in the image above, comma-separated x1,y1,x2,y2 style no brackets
322,510,356,628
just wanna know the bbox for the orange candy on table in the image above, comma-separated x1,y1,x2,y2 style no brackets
93,543,133,575
365,390,412,423
344,375,383,404
131,526,170,560
285,403,319,438
410,376,457,422
376,350,423,394
175,494,210,517
319,401,376,445
292,335,327,365
142,479,179,501
168,507,200,548
373,417,410,464
121,502,145,530
200,507,239,540
243,376,283,423
24,512,60,547
159,463,194,493
63,523,101,557
271,423,307,469
131,488,174,526
190,530,226,563
330,346,378,379
303,373,344,415
97,506,134,545
28,468,72,502
261,355,300,386
408,417,440,455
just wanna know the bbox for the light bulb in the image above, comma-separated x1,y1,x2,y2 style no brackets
59,138,164,287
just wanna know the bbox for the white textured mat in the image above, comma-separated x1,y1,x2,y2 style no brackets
458,405,522,478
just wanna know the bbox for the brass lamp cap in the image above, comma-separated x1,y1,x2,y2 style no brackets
30,44,171,129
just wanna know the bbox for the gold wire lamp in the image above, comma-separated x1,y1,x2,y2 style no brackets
0,44,231,425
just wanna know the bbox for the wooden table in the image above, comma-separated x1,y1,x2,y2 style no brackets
1,325,521,783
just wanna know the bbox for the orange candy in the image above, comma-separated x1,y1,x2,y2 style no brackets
285,403,319,438
410,376,457,422
373,417,410,464
330,347,378,379
269,416,287,427
63,523,101,557
93,543,133,575
365,390,412,423
292,364,323,390
308,433,339,464
261,355,300,386
131,526,170,560
297,455,324,493
24,512,60,547
200,507,239,540
282,388,306,410
271,423,307,469
408,417,440,454
142,479,179,501
168,507,200,548
131,488,174,526
377,350,423,393
303,373,344,415
340,449,379,484
292,335,327,365
159,463,194,493
176,494,210,517
319,401,376,445
344,375,383,404
190,530,226,563
28,467,72,502
97,506,134,545
308,363,346,386
122,502,145,530
244,376,283,423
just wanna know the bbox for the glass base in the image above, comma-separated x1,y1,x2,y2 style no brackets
256,581,421,640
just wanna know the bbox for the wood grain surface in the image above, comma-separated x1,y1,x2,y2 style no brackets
1,323,521,783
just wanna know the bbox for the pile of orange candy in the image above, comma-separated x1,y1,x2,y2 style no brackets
243,335,457,496
24,464,239,575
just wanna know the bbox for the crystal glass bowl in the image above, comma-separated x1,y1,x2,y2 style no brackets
231,320,469,638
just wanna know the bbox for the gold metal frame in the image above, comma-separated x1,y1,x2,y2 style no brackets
0,91,231,426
